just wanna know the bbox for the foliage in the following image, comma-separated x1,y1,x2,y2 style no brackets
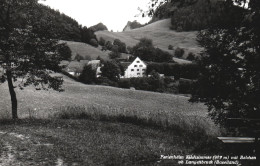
100,61,121,82
147,0,245,31
113,39,127,53
179,78,194,94
132,38,172,62
186,52,196,61
33,4,81,41
98,37,106,46
127,46,133,54
174,47,184,58
0,0,64,119
79,65,96,84
146,63,199,80
168,44,173,50
109,47,121,59
57,43,72,60
80,26,98,45
89,22,108,32
105,41,113,50
74,54,85,61
89,38,99,47
190,0,260,129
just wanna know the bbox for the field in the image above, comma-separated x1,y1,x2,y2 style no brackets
63,40,109,60
0,74,214,130
0,74,221,165
96,19,203,63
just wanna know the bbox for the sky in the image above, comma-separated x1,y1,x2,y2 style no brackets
39,0,152,32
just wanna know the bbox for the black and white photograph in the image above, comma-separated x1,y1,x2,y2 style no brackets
0,0,259,165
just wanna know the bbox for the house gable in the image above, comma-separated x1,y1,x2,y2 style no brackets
123,57,147,78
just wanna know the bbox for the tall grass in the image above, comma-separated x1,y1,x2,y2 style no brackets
52,104,220,142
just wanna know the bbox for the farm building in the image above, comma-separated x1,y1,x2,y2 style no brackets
64,60,101,77
120,57,147,78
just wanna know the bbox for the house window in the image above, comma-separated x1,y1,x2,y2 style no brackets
137,69,139,71
137,61,140,63
137,73,140,75
131,69,134,72
134,65,137,67
142,69,145,71
139,65,143,67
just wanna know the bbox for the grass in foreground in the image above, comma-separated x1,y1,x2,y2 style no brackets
0,118,222,166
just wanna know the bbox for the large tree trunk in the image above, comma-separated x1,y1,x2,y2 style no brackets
6,70,18,119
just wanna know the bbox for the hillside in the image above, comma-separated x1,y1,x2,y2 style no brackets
0,74,221,165
96,19,202,63
0,74,208,120
63,41,109,60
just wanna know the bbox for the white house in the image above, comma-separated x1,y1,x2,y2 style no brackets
121,57,147,78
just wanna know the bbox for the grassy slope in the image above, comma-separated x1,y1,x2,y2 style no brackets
96,19,203,63
62,40,109,60
63,41,129,61
0,75,222,165
0,119,197,165
0,74,217,133
0,74,205,117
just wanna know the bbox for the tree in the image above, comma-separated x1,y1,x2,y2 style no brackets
105,41,113,50
132,38,155,61
186,52,195,61
98,37,106,46
80,26,97,44
174,47,184,58
109,46,121,59
113,39,127,53
0,0,63,119
89,38,99,47
100,61,121,82
190,0,260,130
57,43,72,60
79,65,96,84
74,54,84,61
168,45,173,50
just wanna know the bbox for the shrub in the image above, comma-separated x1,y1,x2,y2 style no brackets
100,61,121,82
118,79,131,89
84,55,92,60
89,38,99,47
79,65,96,84
146,63,199,80
168,45,173,50
127,46,133,54
178,78,194,94
105,41,113,50
113,39,127,53
74,54,84,61
98,37,106,46
174,47,185,58
57,43,72,60
187,52,196,61
109,46,121,59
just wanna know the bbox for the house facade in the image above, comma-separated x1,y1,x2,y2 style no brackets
121,57,147,78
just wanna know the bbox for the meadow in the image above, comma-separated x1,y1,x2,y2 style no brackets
0,74,216,133
96,19,203,63
0,74,222,165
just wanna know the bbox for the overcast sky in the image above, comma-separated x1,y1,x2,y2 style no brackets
40,0,151,32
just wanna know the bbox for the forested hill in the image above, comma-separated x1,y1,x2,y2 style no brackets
151,0,244,31
35,4,82,41
2,3,98,45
